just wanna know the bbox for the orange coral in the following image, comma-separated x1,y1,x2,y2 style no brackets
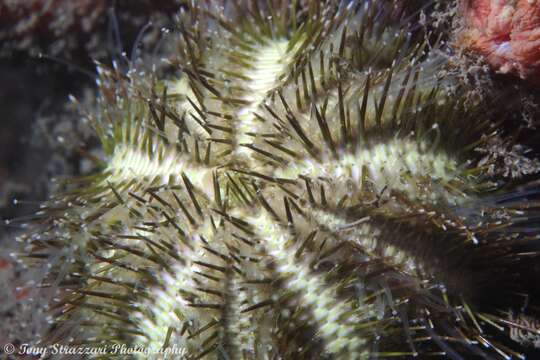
459,0,540,83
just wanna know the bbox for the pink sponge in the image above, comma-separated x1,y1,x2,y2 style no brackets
459,0,540,83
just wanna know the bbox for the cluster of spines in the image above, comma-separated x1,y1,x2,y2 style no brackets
20,1,540,359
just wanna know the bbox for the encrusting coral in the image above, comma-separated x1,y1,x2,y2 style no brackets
18,1,540,359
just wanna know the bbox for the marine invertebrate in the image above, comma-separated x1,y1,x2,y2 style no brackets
20,1,540,359
458,0,540,83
